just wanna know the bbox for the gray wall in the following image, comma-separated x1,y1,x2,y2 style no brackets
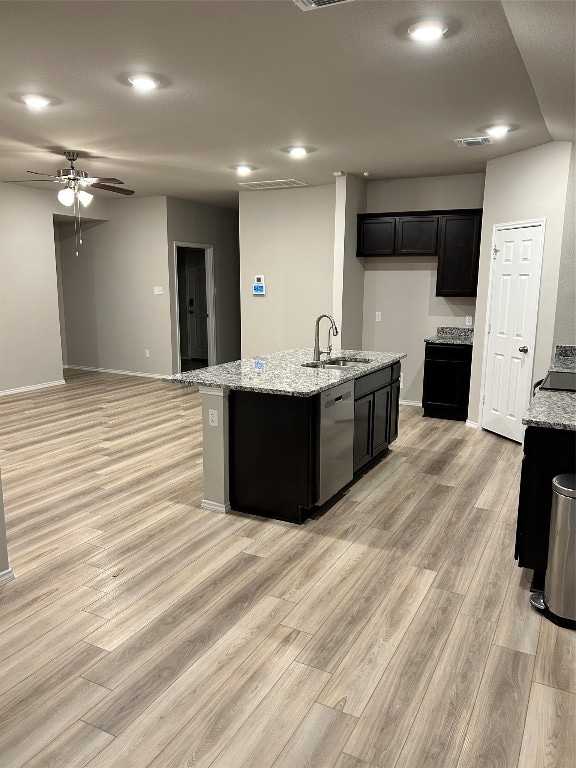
362,173,486,404
469,141,573,424
0,471,10,578
339,174,367,350
239,185,336,358
166,198,240,368
553,143,576,349
59,197,172,376
0,185,106,393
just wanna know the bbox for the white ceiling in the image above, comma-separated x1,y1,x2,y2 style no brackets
1,0,574,208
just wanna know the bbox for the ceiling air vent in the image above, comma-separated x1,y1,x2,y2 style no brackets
454,136,495,148
293,0,354,10
239,179,308,190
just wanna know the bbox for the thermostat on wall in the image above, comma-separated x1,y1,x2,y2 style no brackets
253,274,266,296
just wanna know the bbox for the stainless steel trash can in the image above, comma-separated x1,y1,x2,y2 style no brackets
544,474,576,629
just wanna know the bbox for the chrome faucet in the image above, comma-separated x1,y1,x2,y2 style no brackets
314,314,339,362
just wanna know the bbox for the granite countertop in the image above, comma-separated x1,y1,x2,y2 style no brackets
424,326,474,346
522,390,576,431
168,348,406,397
523,345,576,431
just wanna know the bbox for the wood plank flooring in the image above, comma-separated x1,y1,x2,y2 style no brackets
0,368,574,768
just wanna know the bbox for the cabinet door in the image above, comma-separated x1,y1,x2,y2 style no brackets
396,216,438,255
436,214,481,297
422,358,471,419
353,394,373,472
373,386,390,456
388,379,400,444
358,217,396,256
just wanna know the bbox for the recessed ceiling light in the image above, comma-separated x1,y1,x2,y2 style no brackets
408,20,448,42
286,146,310,158
127,74,159,91
234,165,256,176
21,94,51,110
486,125,510,138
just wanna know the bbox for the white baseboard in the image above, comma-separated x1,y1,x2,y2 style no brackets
399,399,422,407
201,499,231,513
466,419,479,429
66,365,166,380
0,380,65,397
0,568,14,586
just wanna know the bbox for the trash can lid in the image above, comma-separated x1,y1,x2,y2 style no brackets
552,474,576,498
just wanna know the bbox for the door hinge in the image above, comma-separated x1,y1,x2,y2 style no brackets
488,323,491,334
482,395,485,405
492,246,499,259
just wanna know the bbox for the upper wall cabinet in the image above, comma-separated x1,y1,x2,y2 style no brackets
357,209,483,297
435,213,482,297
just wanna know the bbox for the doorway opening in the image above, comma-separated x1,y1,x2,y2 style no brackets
175,244,216,372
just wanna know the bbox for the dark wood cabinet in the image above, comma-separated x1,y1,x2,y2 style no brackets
353,363,401,473
436,213,482,297
422,343,472,421
516,426,576,585
358,217,396,255
357,209,482,298
353,394,373,473
396,216,438,255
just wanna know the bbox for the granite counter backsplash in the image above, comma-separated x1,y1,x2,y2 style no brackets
551,344,576,372
424,326,474,346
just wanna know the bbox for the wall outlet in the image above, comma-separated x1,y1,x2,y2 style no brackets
144,349,150,358
208,408,219,427
400,372,404,389
375,311,382,322
465,315,474,327
154,286,163,295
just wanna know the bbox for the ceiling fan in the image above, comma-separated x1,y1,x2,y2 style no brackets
6,150,135,205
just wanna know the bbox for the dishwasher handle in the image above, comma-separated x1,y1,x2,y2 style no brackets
324,390,351,408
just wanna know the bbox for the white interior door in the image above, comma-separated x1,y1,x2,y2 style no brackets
481,222,544,442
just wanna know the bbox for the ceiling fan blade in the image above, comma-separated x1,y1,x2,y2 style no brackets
3,179,60,183
90,183,135,195
27,170,60,178
85,177,124,185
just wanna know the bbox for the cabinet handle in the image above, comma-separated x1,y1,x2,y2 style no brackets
519,346,528,353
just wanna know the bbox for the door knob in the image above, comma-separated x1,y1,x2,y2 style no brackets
519,346,528,353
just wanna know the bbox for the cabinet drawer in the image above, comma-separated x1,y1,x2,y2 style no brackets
355,366,391,399
425,343,471,362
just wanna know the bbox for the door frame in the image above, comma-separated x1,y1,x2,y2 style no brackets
172,241,216,372
478,218,546,435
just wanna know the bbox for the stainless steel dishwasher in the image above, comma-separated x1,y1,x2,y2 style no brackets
317,380,355,506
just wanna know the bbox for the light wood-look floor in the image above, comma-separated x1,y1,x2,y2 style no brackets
0,369,574,768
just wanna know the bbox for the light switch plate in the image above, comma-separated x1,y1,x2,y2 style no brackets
154,286,163,295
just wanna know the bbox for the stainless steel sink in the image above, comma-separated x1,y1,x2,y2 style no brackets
301,357,371,369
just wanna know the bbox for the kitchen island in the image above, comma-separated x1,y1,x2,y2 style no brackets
169,348,406,522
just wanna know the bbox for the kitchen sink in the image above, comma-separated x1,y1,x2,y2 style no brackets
302,357,371,369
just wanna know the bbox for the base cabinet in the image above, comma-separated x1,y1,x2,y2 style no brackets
515,426,576,582
422,343,472,421
353,363,401,473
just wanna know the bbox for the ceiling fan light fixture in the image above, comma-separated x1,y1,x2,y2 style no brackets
408,20,448,42
486,125,510,138
58,187,75,206
127,74,159,91
22,94,51,110
78,190,94,207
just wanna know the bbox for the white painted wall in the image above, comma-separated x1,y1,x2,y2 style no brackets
239,185,336,357
0,471,10,581
339,174,367,350
0,185,106,393
553,144,575,349
362,173,485,404
166,198,240,368
59,197,171,375
469,141,573,424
